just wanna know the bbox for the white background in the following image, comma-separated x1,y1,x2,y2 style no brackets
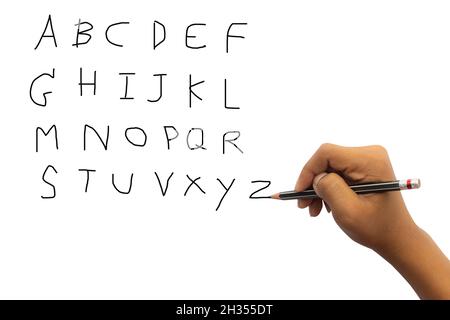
1,0,449,299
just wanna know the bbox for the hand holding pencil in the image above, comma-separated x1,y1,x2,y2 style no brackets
272,178,421,200
284,144,450,299
288,144,413,249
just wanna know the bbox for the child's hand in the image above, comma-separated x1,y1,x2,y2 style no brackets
295,144,450,299
295,144,414,252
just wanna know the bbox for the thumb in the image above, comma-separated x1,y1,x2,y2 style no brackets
313,172,360,213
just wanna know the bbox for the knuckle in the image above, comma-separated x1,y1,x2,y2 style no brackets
319,143,333,152
372,145,388,156
317,143,335,159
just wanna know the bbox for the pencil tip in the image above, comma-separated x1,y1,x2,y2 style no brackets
271,193,280,200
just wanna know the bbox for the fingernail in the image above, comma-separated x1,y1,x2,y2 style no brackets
313,172,328,189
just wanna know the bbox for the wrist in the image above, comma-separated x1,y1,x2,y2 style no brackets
373,217,421,261
373,219,450,299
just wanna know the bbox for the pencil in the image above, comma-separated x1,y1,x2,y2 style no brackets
271,178,421,200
